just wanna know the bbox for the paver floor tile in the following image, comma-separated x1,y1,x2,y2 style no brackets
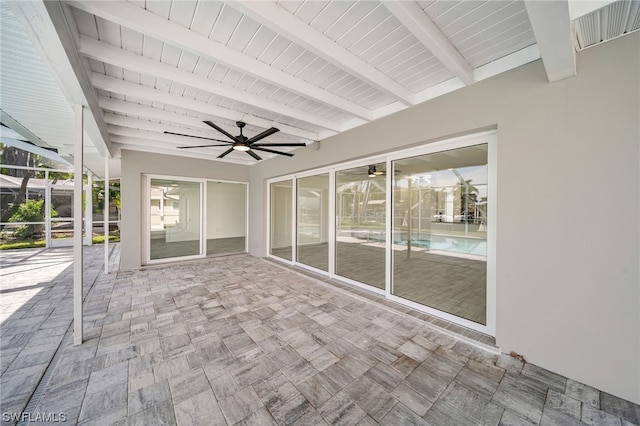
2,247,638,426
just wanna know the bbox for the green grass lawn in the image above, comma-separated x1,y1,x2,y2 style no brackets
0,235,120,250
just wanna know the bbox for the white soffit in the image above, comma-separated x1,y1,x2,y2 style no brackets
17,0,636,166
0,2,74,150
51,0,550,165
1,0,116,178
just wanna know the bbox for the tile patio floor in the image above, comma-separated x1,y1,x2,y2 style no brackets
1,244,639,425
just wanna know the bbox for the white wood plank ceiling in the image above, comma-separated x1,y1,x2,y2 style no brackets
3,0,639,172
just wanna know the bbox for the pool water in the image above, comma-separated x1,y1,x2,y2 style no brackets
402,236,486,256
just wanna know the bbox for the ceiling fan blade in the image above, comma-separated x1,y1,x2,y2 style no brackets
252,146,294,157
251,142,306,147
203,120,240,142
217,147,235,159
247,150,262,161
164,131,231,143
247,127,280,143
177,144,231,149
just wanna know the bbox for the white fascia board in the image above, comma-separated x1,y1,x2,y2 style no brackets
414,77,466,105
68,0,373,121
228,1,416,106
79,37,343,133
474,44,541,82
525,1,576,82
383,1,474,86
91,73,319,141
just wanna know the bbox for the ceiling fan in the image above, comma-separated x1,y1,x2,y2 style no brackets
165,120,306,160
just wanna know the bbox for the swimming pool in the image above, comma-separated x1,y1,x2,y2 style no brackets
400,235,486,256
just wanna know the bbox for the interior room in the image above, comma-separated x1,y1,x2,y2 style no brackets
1,0,638,424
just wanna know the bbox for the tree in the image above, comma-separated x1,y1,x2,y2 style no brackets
1,144,38,225
454,179,479,221
1,143,69,228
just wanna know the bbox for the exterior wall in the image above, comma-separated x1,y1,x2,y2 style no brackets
120,150,249,271
248,33,640,403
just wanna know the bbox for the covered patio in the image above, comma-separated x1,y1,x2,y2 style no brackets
1,245,638,425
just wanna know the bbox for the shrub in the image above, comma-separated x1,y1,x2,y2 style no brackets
8,199,57,239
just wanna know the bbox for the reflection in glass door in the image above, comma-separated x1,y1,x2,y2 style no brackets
297,173,329,271
391,144,488,324
335,164,386,289
270,180,293,261
149,178,202,261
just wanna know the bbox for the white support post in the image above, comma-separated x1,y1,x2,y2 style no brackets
73,104,84,346
328,171,335,278
45,170,51,248
85,174,93,246
104,157,109,274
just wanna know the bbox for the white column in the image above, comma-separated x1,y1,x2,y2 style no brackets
104,157,109,274
85,174,93,246
328,171,335,278
385,158,392,297
73,104,84,346
45,170,51,248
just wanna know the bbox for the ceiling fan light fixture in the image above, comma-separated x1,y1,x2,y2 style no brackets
368,165,383,177
233,143,250,152
167,120,304,160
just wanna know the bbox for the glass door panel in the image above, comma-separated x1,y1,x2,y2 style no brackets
206,181,246,255
270,180,293,260
149,178,202,260
297,173,329,271
392,144,488,324
335,164,386,289
50,184,76,246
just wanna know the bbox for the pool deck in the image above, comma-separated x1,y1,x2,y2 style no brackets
1,244,639,425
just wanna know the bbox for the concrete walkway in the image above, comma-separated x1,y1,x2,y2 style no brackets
1,245,638,425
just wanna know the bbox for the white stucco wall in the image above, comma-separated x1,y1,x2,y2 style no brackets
248,33,640,403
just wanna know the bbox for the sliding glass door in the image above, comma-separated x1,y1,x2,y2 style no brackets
147,176,248,264
391,144,488,324
149,178,202,261
206,181,246,255
297,173,330,272
267,132,495,333
335,164,386,289
270,179,293,261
